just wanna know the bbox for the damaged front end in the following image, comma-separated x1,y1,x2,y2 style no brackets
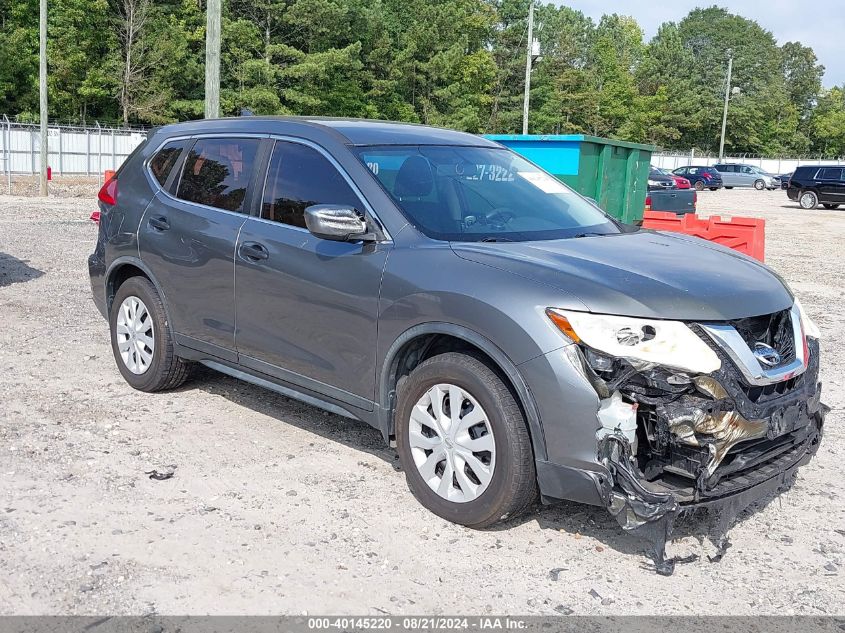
556,303,827,575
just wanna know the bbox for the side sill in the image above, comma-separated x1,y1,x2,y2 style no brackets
200,359,363,421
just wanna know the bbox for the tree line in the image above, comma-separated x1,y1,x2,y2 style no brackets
1,0,844,156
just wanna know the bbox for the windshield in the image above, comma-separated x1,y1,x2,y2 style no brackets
355,145,619,242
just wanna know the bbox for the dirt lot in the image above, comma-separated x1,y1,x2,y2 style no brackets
1,183,843,615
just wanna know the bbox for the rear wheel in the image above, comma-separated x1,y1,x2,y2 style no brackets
709,187,719,191
694,180,704,191
110,276,192,392
799,190,819,210
725,186,734,189
754,179,765,190
822,203,840,210
395,352,537,528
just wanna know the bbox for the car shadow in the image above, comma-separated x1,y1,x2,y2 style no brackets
0,252,45,287
187,365,398,467
182,365,794,571
493,477,794,571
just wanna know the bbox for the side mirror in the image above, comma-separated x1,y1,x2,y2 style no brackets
304,204,374,242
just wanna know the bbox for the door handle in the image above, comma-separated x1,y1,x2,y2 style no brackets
148,216,170,231
239,241,269,261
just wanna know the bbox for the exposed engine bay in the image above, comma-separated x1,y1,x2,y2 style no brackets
570,305,827,575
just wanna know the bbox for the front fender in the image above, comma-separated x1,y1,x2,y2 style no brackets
377,321,549,462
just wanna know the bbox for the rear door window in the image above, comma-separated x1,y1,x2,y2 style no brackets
816,167,843,180
149,140,189,187
261,140,363,229
176,138,260,213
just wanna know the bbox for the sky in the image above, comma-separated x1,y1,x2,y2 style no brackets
555,0,845,88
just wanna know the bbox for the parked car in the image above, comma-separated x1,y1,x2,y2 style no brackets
713,163,776,190
648,167,677,190
779,172,793,190
787,165,845,209
655,167,690,189
672,165,723,191
89,117,826,574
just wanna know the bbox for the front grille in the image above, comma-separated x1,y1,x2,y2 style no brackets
743,375,800,402
727,309,795,367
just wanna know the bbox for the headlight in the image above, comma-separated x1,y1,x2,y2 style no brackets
794,299,821,339
546,309,721,374
647,179,660,186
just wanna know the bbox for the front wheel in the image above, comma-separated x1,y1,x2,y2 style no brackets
395,352,537,528
109,276,192,392
754,179,765,190
799,190,819,210
822,203,840,210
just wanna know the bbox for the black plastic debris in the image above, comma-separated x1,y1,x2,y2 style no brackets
145,470,174,481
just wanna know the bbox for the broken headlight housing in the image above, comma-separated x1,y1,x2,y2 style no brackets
546,308,721,374
794,298,821,339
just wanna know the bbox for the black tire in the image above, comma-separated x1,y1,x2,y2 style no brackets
395,352,537,528
822,203,840,210
109,276,192,392
754,179,765,190
799,190,819,210
694,180,704,191
709,187,719,191
725,186,734,189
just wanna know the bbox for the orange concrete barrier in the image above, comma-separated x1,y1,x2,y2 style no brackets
642,211,765,262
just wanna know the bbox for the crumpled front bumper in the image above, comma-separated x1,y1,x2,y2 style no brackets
522,326,827,574
588,335,826,573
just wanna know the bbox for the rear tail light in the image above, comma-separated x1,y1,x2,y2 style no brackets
98,176,118,206
90,210,101,224
693,191,698,207
645,195,652,211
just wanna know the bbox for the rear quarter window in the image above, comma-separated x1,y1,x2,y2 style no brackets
149,139,190,187
793,166,816,180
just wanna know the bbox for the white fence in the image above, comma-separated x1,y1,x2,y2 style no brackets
5,117,844,179
652,151,845,175
0,117,148,176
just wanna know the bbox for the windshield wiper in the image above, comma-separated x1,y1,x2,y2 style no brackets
479,236,514,243
570,232,606,239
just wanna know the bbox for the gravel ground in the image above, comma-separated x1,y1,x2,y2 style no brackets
0,184,843,615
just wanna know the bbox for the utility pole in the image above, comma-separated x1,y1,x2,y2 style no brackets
204,0,221,119
39,0,48,196
718,51,733,162
521,0,535,135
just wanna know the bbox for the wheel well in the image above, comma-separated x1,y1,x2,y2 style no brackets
106,264,149,311
386,333,526,437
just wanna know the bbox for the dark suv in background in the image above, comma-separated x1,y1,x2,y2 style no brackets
787,165,845,209
88,117,826,573
671,165,723,190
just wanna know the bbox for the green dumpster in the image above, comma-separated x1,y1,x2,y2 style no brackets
483,134,655,224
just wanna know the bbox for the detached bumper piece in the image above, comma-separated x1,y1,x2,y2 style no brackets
587,336,826,575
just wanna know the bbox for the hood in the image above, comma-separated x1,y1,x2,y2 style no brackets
451,230,793,321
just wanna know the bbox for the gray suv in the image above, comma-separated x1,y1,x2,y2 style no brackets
713,163,777,190
89,117,825,573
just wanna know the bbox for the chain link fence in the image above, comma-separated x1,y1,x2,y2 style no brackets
651,150,845,174
0,115,149,193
